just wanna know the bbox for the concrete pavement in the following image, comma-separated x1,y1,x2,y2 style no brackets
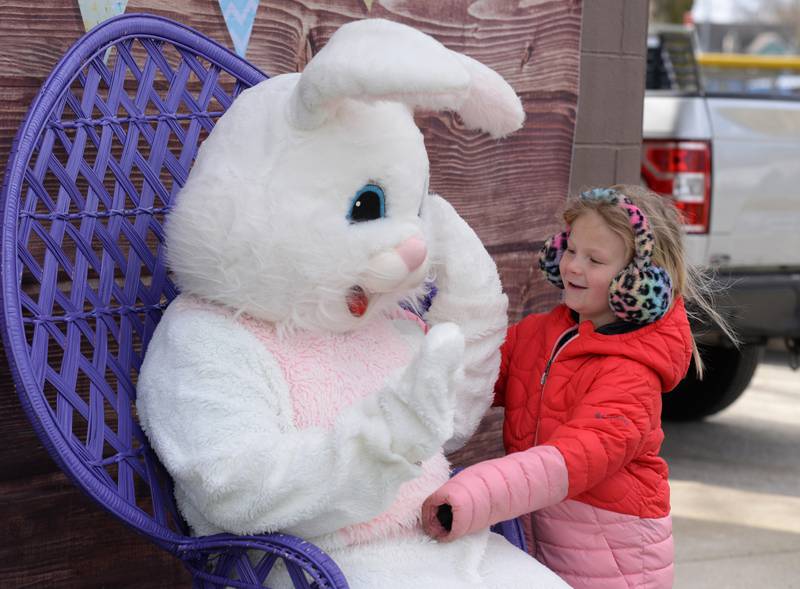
663,349,800,588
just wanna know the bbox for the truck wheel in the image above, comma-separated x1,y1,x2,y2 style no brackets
662,344,764,421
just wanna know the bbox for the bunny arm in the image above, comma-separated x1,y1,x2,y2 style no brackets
136,304,454,539
423,194,509,452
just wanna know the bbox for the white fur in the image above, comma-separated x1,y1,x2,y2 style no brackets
423,195,509,451
167,19,523,335
167,86,431,334
287,19,525,138
138,18,562,588
137,304,463,538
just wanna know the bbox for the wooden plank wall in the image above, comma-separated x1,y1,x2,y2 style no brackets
0,0,580,586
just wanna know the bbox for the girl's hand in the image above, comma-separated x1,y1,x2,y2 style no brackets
421,476,489,542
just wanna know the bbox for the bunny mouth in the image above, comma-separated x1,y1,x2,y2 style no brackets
346,285,369,317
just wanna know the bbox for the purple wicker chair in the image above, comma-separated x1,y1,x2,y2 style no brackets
0,13,525,588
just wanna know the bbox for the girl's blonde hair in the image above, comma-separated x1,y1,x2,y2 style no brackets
563,183,737,377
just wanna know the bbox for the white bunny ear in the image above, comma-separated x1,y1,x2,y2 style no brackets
287,19,524,138
451,53,526,138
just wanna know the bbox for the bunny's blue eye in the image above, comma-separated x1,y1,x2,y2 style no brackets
348,184,385,223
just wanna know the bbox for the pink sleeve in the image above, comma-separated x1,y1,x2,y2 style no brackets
421,445,569,542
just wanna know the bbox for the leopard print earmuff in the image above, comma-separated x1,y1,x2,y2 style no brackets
538,188,673,324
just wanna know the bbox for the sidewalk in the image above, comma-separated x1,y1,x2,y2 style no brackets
663,350,800,588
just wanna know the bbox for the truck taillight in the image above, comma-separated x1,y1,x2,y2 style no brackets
641,140,711,234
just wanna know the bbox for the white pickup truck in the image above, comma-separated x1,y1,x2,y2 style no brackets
642,27,800,420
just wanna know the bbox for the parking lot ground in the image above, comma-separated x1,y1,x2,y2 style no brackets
664,350,800,588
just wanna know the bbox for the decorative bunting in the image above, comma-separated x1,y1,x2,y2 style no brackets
218,0,260,58
363,0,375,10
77,0,129,32
78,0,128,63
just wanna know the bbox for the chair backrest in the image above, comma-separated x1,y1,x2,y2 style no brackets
0,14,267,551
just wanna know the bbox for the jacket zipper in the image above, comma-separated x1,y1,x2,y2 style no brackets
534,326,578,445
529,325,579,553
540,327,579,386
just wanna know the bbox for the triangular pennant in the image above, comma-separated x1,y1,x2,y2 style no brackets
218,0,260,58
78,0,128,32
363,0,375,10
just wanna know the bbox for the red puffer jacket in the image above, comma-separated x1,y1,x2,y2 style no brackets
422,298,693,588
496,296,693,517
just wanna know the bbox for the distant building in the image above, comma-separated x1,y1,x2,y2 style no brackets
694,22,796,54
688,0,798,54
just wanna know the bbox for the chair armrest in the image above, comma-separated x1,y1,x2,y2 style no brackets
178,532,349,589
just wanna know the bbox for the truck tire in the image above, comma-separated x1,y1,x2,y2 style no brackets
662,344,764,421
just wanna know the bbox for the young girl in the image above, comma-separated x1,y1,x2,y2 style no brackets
421,185,734,588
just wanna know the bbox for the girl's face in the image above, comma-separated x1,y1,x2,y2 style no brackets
559,210,630,328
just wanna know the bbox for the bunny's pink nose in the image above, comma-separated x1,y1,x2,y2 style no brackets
395,236,427,272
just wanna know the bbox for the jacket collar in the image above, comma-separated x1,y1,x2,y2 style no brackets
553,297,693,392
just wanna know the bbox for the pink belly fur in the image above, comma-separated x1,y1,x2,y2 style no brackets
238,308,451,546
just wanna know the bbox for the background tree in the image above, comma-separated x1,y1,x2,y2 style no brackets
651,0,695,24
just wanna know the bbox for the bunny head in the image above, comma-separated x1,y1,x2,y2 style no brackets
166,19,524,333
